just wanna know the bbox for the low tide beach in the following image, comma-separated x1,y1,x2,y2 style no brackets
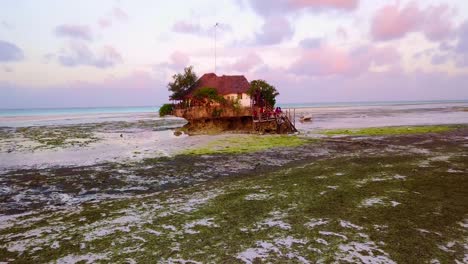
1,101,468,263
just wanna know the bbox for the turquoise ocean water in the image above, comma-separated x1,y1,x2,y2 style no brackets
0,100,467,117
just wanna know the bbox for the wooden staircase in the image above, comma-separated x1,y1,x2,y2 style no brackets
252,106,297,134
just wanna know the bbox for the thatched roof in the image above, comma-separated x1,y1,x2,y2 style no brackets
186,73,250,97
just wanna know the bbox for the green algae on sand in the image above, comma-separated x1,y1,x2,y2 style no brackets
181,135,310,155
321,125,458,136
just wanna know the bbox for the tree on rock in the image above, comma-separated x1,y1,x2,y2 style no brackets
247,80,279,107
168,66,198,100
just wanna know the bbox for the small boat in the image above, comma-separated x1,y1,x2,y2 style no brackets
300,115,312,122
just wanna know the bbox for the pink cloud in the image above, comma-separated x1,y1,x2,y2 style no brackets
98,18,112,28
371,2,454,42
290,46,352,76
288,0,358,10
154,51,190,72
336,26,348,39
55,24,93,41
112,7,128,21
289,45,400,77
170,51,190,68
249,65,468,103
227,53,263,72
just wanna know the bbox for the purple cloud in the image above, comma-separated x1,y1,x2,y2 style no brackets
172,21,201,34
0,71,167,109
172,21,231,37
254,16,293,45
431,54,449,65
0,40,24,62
299,37,322,49
58,42,122,68
246,0,359,17
2,21,13,29
55,24,93,41
456,21,468,54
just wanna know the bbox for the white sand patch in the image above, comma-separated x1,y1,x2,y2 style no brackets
319,191,327,195
319,231,348,240
336,241,396,264
236,237,309,264
84,214,140,241
255,211,291,230
327,185,338,190
183,218,218,234
132,235,146,243
458,219,468,228
438,245,455,253
340,220,363,230
5,225,68,253
316,238,328,245
125,258,137,264
146,228,162,236
162,225,177,232
237,241,278,264
51,241,60,249
261,219,291,230
390,201,401,207
162,258,202,264
373,225,388,231
170,190,224,213
447,169,464,173
358,174,407,186
274,236,307,248
416,228,431,234
393,174,407,180
361,197,385,207
305,218,329,228
0,211,35,230
245,193,271,201
370,178,387,182
335,172,344,176
430,155,451,162
409,148,431,155
54,253,108,264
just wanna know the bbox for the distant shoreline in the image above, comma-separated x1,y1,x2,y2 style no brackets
1,100,468,118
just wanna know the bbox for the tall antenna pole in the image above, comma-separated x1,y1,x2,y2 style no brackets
214,22,218,74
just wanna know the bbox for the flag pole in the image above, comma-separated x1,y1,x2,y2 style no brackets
214,22,218,74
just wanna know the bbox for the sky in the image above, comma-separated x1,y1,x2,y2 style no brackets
1,0,468,108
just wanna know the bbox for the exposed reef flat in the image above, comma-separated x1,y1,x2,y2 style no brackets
1,126,467,263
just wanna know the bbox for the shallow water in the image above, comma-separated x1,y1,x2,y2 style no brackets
0,102,467,171
293,102,468,131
